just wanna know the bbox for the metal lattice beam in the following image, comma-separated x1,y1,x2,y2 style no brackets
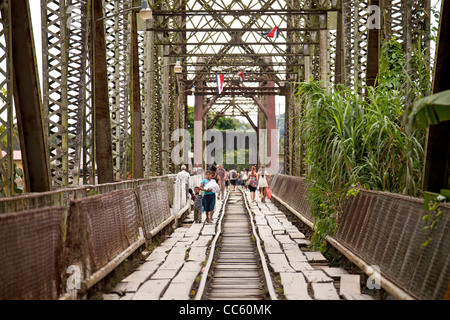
41,0,69,187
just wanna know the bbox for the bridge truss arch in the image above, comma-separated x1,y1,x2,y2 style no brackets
0,0,433,192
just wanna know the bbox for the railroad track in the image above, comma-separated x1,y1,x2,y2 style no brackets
195,188,276,300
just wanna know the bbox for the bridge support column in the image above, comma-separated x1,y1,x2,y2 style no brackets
193,58,206,172
9,0,51,192
131,8,143,179
256,57,277,172
366,0,380,88
93,0,114,184
423,0,450,193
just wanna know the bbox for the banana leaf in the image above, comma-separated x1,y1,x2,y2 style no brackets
406,89,450,129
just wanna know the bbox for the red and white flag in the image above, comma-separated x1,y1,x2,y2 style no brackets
261,26,280,39
238,71,244,82
216,74,224,94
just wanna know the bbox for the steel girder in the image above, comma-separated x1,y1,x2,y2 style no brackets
41,0,96,187
41,0,70,187
2,0,51,193
148,0,336,173
0,0,14,195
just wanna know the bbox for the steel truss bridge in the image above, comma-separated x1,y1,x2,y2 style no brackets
0,0,450,303
0,0,447,196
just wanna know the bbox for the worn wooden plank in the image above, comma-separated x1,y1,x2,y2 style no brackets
161,282,193,300
339,275,361,296
323,267,349,280
280,272,311,300
283,246,308,262
112,281,141,294
294,239,311,247
180,261,203,272
311,282,341,300
342,293,375,300
158,259,185,271
288,231,306,239
191,235,213,247
275,234,296,244
132,279,171,300
264,243,284,254
145,250,168,262
268,253,295,272
304,251,328,262
122,270,152,284
151,268,181,280
302,270,334,283
187,246,207,262
289,261,315,272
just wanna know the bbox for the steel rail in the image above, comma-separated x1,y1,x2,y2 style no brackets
240,187,278,300
195,188,278,300
195,189,230,300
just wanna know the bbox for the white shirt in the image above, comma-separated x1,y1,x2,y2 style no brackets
177,170,190,183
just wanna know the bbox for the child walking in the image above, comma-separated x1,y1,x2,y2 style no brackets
192,186,203,223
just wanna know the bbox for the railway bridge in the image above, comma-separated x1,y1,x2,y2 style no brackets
0,0,449,304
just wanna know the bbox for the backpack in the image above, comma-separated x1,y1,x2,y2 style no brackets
231,170,237,179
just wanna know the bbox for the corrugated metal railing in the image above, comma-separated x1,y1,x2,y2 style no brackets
0,174,201,300
271,174,450,300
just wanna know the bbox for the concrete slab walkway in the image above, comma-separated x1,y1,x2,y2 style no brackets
102,188,373,300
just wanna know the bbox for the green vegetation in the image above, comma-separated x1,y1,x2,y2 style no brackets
187,106,255,170
295,38,431,250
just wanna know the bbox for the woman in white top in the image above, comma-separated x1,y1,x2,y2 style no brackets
257,166,269,203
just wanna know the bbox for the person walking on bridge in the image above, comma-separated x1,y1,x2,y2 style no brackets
200,170,219,223
176,165,190,202
247,166,258,203
257,165,269,203
229,167,238,191
216,164,227,200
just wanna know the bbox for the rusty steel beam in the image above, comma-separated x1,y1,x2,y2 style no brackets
93,0,114,183
0,0,15,196
150,9,333,15
156,42,319,45
422,0,450,193
10,0,51,192
146,27,327,32
131,8,143,179
366,0,380,87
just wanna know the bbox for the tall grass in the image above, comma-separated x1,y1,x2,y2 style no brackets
295,38,429,250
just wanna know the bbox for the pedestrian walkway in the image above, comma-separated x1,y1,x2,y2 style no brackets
102,197,224,300
102,188,374,300
243,189,373,300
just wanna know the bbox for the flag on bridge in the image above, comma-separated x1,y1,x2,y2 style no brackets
238,71,244,82
261,25,279,39
216,74,224,94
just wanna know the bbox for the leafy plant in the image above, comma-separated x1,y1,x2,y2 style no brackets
294,38,430,250
421,191,447,248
